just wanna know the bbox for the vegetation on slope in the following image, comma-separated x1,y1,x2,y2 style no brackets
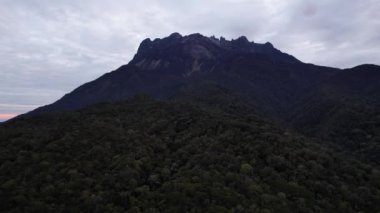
1,96,380,212
288,87,380,165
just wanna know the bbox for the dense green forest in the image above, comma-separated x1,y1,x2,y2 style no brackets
1,96,380,212
288,89,380,165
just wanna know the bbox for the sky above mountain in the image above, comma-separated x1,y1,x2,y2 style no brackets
0,0,379,121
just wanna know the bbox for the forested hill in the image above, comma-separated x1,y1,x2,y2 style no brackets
1,96,380,212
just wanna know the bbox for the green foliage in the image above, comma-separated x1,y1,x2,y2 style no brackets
0,97,379,212
290,92,380,165
240,163,253,175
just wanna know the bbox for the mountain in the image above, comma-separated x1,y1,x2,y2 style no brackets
27,32,320,115
2,97,380,212
22,33,380,164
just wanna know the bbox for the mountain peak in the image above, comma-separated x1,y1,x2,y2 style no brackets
264,42,274,48
231,36,251,46
136,38,153,54
169,32,182,39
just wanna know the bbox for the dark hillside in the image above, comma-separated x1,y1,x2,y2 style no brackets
1,97,380,212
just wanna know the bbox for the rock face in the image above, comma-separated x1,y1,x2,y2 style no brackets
134,33,299,64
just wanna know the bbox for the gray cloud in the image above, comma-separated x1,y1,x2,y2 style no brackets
0,0,379,119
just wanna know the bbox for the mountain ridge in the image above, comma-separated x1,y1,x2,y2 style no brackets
133,33,300,64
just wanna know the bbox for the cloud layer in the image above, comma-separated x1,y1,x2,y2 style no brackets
1,0,379,120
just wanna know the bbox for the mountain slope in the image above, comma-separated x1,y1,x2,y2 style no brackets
1,97,380,212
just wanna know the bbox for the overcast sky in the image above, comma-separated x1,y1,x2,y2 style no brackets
0,0,379,121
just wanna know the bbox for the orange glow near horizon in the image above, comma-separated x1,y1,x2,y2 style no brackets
0,113,17,120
